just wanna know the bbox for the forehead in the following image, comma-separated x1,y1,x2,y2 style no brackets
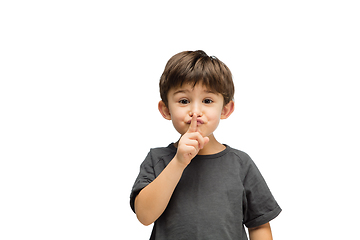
170,83,218,95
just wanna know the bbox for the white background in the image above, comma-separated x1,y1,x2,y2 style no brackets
1,0,359,239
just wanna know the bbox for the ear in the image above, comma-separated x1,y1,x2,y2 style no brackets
221,100,235,119
158,101,172,120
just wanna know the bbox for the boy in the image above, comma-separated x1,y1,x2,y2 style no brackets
130,50,281,240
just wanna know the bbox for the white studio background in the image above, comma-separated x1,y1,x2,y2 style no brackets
1,1,359,239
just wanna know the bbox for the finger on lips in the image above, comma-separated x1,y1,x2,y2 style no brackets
188,113,198,133
183,113,208,156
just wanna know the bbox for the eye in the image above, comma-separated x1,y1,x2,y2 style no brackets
179,99,189,104
203,98,213,104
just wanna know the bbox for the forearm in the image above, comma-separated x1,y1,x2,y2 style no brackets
134,157,186,225
248,223,273,240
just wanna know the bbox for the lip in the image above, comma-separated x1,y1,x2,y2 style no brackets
186,119,204,125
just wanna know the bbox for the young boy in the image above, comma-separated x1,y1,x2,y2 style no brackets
130,50,281,240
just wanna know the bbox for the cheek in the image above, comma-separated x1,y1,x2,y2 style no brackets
169,109,187,133
209,115,221,129
206,109,223,128
208,108,222,121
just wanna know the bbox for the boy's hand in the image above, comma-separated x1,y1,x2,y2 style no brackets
175,114,209,167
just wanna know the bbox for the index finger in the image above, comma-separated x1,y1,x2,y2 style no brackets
187,113,198,133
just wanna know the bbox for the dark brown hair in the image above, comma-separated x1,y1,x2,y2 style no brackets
159,50,234,107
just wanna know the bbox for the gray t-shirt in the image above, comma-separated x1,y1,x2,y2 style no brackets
130,144,281,240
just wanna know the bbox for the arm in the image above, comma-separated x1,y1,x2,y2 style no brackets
134,155,186,225
134,114,209,226
248,222,273,240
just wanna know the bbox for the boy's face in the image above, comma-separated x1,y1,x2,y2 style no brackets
159,83,234,138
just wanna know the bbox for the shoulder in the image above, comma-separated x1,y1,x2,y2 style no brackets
149,143,177,159
149,144,176,156
224,145,253,164
145,144,177,167
223,146,259,176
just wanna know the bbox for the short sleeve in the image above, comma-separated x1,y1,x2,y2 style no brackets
242,157,281,228
129,152,156,213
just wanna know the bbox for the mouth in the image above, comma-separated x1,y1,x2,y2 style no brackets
186,119,204,125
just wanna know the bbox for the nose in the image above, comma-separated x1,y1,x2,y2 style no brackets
189,102,203,117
